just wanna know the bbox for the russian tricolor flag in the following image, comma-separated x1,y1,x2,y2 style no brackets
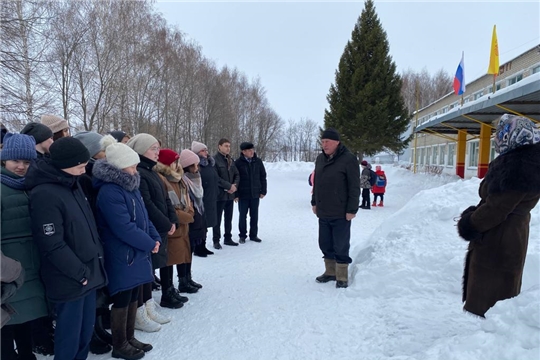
453,51,466,95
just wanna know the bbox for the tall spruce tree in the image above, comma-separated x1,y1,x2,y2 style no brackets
324,0,411,158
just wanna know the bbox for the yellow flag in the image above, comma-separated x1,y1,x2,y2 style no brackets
487,25,499,75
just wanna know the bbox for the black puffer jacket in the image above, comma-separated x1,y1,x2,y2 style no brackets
25,159,107,302
214,152,240,201
235,154,267,199
79,159,98,212
311,144,360,219
137,155,178,269
198,156,218,228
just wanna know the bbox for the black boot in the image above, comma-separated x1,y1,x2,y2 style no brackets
110,307,144,360
90,312,112,354
203,243,214,255
126,302,152,353
186,263,202,289
90,331,112,355
160,287,184,309
31,317,55,356
193,243,208,258
178,277,199,294
171,287,189,303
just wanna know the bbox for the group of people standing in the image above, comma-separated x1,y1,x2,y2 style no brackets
0,114,267,360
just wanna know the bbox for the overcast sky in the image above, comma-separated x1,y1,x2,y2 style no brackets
156,1,540,126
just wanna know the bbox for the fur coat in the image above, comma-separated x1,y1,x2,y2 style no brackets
457,143,540,317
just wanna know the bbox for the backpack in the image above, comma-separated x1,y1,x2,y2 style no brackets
369,169,377,186
376,174,387,187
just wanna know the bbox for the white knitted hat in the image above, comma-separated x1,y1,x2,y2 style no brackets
101,135,140,169
191,141,208,154
126,133,159,155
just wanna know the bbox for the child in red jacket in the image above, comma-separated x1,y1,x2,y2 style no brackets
371,165,387,207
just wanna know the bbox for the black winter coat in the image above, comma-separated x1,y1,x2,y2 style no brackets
79,159,98,213
25,159,107,303
137,155,178,269
214,152,240,201
311,144,360,219
198,156,218,228
235,154,267,199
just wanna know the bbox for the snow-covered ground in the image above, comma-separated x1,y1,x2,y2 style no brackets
43,162,540,360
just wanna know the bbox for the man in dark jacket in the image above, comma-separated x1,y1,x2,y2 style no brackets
20,122,54,159
235,142,267,244
311,128,360,289
26,137,108,360
192,140,219,253
212,138,240,247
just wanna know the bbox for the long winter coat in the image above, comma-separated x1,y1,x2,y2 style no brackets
311,144,360,219
137,155,179,269
1,251,24,328
235,154,267,199
92,160,160,297
79,159,98,213
25,159,107,303
198,155,218,227
457,143,540,317
214,152,240,201
1,167,48,325
155,162,194,266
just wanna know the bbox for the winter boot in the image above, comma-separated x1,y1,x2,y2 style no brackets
204,245,214,255
144,299,170,324
171,287,189,303
378,201,384,207
110,307,144,360
372,201,377,207
187,263,202,289
316,259,337,283
239,237,246,244
90,331,112,355
160,287,185,309
89,312,112,354
213,241,222,250
224,239,239,246
127,302,152,353
178,277,199,294
336,263,349,288
134,306,161,333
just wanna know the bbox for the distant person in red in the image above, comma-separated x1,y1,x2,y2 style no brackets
371,165,387,207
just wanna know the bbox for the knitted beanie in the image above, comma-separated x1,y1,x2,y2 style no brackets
321,128,340,141
101,135,140,169
21,122,53,144
179,149,200,169
73,131,104,158
126,133,158,155
191,141,208,154
159,149,180,166
41,114,69,134
361,160,368,166
109,130,128,143
240,142,254,150
0,133,37,161
49,137,90,169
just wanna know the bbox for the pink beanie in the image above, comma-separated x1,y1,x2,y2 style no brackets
179,149,200,169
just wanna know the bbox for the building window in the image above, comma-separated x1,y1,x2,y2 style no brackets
439,144,446,165
432,146,438,165
507,73,523,86
532,65,540,74
488,83,502,93
448,143,455,166
420,147,425,165
425,147,431,165
468,142,479,167
473,91,484,100
490,139,498,162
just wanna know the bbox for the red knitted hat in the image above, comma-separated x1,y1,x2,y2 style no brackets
158,148,180,166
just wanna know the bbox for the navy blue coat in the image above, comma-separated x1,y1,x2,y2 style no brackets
92,160,160,297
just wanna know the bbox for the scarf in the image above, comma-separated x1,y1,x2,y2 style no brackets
0,170,26,190
183,171,204,214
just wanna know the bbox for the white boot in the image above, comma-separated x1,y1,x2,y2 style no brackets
134,305,161,332
145,299,171,325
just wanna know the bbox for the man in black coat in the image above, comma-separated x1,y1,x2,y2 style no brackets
192,141,219,253
213,138,240,247
235,142,267,244
26,137,107,360
311,128,360,289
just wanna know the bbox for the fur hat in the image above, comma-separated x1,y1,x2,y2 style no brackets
191,141,208,155
21,122,53,144
158,149,180,167
101,135,139,169
0,133,37,161
240,142,254,151
73,131,103,158
126,133,159,155
49,137,90,169
494,114,540,155
41,114,69,134
179,149,200,169
321,128,340,141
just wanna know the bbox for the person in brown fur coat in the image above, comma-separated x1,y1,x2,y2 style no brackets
156,149,202,294
458,114,540,317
